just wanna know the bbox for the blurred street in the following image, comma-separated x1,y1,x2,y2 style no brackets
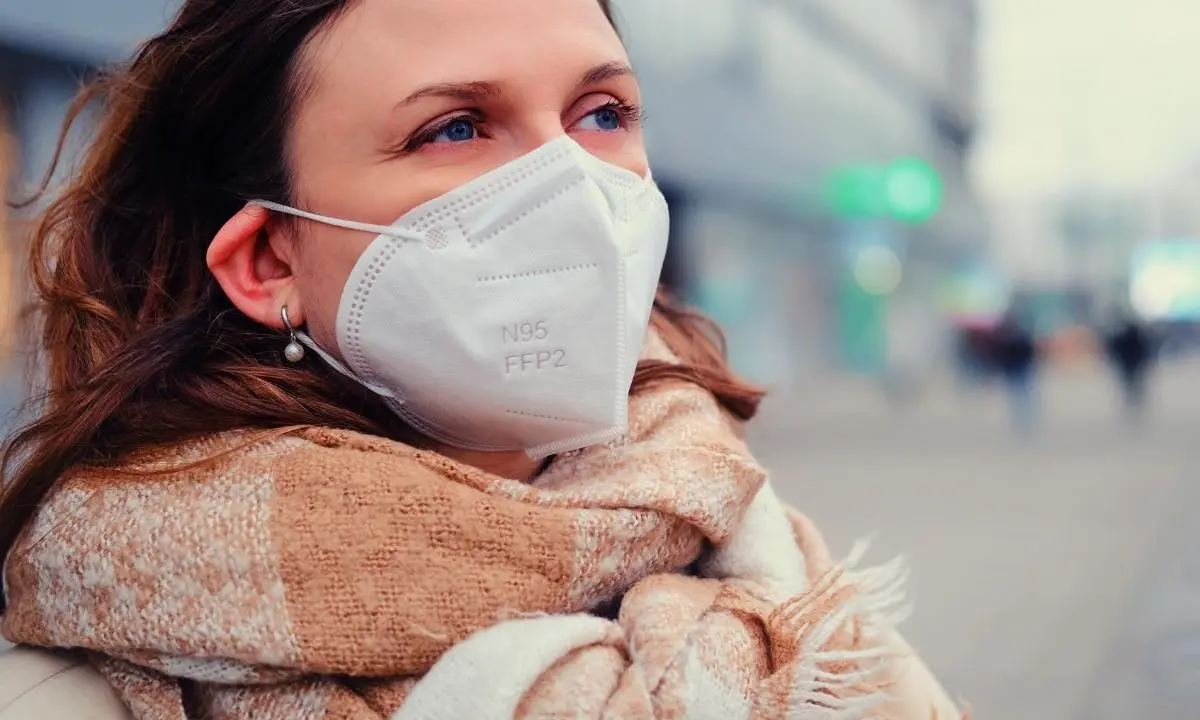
753,359,1200,719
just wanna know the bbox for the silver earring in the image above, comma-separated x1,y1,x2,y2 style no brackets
281,306,305,363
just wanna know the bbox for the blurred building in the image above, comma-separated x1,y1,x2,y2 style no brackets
615,0,987,384
987,158,1200,333
0,0,177,418
1,1,173,191
1,0,177,310
1147,161,1200,242
0,125,14,350
1123,163,1200,344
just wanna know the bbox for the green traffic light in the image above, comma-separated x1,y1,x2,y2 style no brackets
825,165,885,219
882,158,943,223
823,158,943,223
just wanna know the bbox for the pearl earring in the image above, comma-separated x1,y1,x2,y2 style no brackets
281,305,305,363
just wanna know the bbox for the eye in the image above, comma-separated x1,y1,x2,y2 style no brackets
576,104,626,132
401,115,484,152
430,118,479,144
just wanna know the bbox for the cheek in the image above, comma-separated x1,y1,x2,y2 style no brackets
293,228,375,356
577,131,650,178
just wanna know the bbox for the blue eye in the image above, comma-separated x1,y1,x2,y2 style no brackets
577,106,623,132
431,118,478,143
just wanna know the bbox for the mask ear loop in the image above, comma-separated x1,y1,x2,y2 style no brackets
249,200,422,239
252,203,406,401
280,317,401,402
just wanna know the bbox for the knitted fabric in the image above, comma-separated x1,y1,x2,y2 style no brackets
2,337,960,719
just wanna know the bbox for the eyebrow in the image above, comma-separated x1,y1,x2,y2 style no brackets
396,80,502,108
394,61,636,109
573,61,635,92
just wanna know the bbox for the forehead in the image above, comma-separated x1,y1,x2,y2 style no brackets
301,0,625,100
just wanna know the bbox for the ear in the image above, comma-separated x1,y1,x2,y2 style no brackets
207,204,304,330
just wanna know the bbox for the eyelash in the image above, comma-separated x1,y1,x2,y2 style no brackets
403,110,485,152
401,99,646,153
595,99,646,128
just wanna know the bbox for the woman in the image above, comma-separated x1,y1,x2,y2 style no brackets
0,1,961,718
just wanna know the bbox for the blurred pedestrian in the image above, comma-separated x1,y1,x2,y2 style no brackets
952,323,976,392
991,309,1039,437
1102,310,1156,423
952,321,993,393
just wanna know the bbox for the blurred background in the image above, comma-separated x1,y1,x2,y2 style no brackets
2,0,1200,717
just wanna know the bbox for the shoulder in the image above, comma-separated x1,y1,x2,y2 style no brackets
1,427,459,648
31,426,440,523
4,427,445,581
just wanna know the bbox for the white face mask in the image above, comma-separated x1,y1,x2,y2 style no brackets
253,136,669,458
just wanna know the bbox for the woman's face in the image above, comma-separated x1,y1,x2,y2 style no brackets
279,0,646,355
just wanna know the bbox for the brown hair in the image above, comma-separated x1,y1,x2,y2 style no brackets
0,0,763,609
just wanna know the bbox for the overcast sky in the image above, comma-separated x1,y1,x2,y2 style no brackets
972,0,1200,198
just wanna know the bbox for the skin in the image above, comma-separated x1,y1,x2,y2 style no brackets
207,0,647,479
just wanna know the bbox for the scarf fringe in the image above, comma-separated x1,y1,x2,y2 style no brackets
774,539,914,719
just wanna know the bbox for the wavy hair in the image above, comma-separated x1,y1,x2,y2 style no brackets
0,0,763,610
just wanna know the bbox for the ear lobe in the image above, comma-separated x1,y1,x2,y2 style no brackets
208,204,301,329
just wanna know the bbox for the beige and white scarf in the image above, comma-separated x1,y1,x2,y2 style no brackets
2,337,961,719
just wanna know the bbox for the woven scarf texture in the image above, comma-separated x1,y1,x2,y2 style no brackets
2,336,962,719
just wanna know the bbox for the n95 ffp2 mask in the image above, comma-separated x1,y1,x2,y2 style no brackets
253,136,669,457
